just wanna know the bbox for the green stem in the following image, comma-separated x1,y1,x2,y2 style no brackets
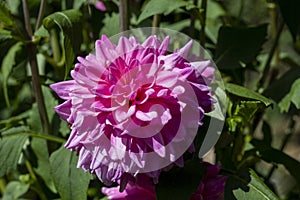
119,0,129,33
22,0,50,134
50,29,61,63
4,81,10,107
34,0,47,32
238,0,244,19
24,157,48,200
0,178,6,195
3,132,66,143
152,14,160,35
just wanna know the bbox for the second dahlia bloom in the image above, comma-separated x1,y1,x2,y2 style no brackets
190,162,227,200
51,35,215,186
102,174,156,200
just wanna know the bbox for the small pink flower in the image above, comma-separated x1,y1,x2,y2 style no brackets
190,162,227,200
89,0,106,11
51,35,215,186
102,174,156,200
95,1,106,11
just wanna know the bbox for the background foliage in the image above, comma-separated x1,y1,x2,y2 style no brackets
1,0,300,199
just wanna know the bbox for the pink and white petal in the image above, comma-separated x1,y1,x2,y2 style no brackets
53,100,72,121
50,80,75,100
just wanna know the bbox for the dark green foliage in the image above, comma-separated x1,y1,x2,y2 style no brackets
214,25,267,69
0,0,299,199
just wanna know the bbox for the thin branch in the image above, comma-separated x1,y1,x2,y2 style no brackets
152,14,160,35
119,0,129,33
50,29,61,63
2,132,66,143
259,20,284,89
35,0,47,32
22,0,50,134
190,0,198,38
22,0,33,37
24,155,48,200
199,0,207,48
266,118,295,181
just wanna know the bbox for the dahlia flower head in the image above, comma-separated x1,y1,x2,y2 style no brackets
51,34,215,186
102,174,156,200
190,162,227,200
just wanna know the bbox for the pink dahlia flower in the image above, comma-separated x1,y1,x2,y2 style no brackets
190,162,227,200
50,35,215,186
102,174,156,200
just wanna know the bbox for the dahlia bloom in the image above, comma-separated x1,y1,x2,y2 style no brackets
102,174,156,200
190,162,227,200
51,34,215,186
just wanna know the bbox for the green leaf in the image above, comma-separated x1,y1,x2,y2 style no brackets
264,67,300,103
73,0,87,9
31,138,56,193
227,101,262,132
5,0,20,15
214,24,267,69
225,169,280,200
100,12,120,37
0,133,28,177
1,181,29,200
34,25,50,38
278,0,300,41
63,35,75,78
225,83,273,107
161,19,190,32
50,146,91,200
0,31,15,59
0,30,13,41
0,2,14,27
0,2,26,41
1,42,22,107
1,126,29,136
27,86,57,133
252,139,300,185
156,159,204,200
137,0,189,23
0,111,30,132
278,78,300,112
43,9,83,78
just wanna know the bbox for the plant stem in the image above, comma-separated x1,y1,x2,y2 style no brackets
199,0,207,48
269,2,280,70
24,156,48,200
50,29,61,63
35,0,47,32
0,178,6,195
22,0,50,135
190,0,198,38
3,132,66,143
152,14,160,35
266,117,295,181
22,0,33,37
119,0,129,33
259,19,284,89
